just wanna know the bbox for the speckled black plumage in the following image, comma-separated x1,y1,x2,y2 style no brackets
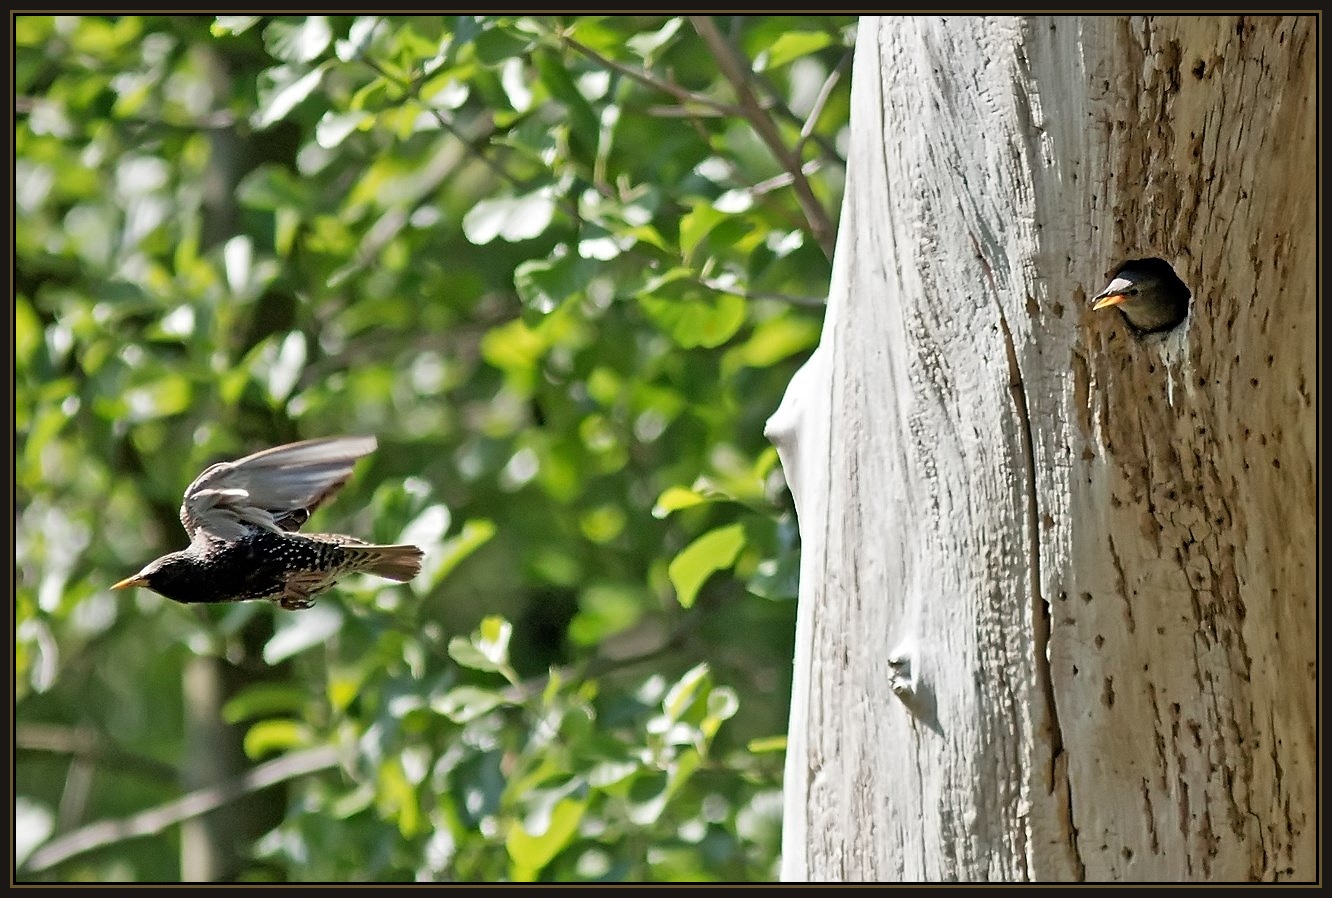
112,436,423,610
126,530,416,607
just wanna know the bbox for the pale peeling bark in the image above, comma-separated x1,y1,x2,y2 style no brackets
768,15,1314,882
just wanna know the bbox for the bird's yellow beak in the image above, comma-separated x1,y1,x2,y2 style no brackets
111,575,148,591
1091,274,1135,310
1091,292,1129,310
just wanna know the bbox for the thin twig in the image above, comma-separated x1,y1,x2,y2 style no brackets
558,33,749,119
55,756,95,836
662,101,813,242
687,16,836,260
20,745,340,875
697,278,827,309
644,104,728,119
428,108,532,193
351,136,467,268
559,26,843,169
751,160,823,198
581,622,699,681
15,95,238,130
353,40,825,308
796,48,852,152
746,46,850,168
500,620,700,706
358,53,538,195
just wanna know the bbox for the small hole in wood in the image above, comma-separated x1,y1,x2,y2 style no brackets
1090,257,1191,336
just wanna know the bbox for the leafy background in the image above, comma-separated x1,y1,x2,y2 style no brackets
14,14,853,882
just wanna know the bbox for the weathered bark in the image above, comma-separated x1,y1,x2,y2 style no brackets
768,15,1314,882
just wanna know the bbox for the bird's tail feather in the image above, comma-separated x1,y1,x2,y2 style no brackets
358,544,424,582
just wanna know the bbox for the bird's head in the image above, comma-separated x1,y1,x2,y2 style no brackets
111,550,197,602
1091,257,1191,335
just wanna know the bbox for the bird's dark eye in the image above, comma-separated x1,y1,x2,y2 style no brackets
1128,288,1139,295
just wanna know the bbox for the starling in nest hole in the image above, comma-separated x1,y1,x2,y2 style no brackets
111,436,423,610
1091,257,1192,335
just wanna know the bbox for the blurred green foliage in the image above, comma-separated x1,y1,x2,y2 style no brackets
15,14,852,881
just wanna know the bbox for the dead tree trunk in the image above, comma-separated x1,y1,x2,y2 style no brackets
767,14,1315,882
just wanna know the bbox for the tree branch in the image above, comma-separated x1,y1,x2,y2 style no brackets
17,723,179,783
688,16,837,260
19,745,340,876
557,32,749,119
15,95,238,130
741,45,850,168
696,278,827,309
796,48,853,155
356,54,542,196
559,27,845,169
501,619,701,706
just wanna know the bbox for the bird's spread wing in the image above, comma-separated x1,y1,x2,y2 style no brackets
180,436,377,542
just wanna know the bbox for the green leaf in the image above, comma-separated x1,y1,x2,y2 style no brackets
211,16,261,37
679,202,728,262
747,549,800,601
515,255,594,314
432,685,508,723
663,662,710,722
67,16,141,56
506,796,586,879
426,518,497,586
315,110,372,148
14,297,40,367
667,524,746,608
334,16,385,62
242,719,312,759
377,757,422,838
327,671,362,714
756,31,835,71
14,797,54,869
447,636,497,673
329,784,376,819
651,485,714,518
448,615,513,672
477,615,513,665
531,50,599,154
264,16,333,64
625,17,683,61
640,291,747,349
264,603,344,665
480,318,546,377
627,746,702,826
568,581,646,646
588,759,638,789
236,163,311,210
462,191,557,244
222,683,308,724
579,503,625,543
253,63,327,129
747,735,787,753
701,686,739,739
626,770,670,826
119,375,193,423
722,315,821,374
666,746,702,795
472,23,537,66
265,331,307,403
420,72,470,109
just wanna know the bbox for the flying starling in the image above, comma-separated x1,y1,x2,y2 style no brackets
1091,257,1191,335
111,436,423,610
